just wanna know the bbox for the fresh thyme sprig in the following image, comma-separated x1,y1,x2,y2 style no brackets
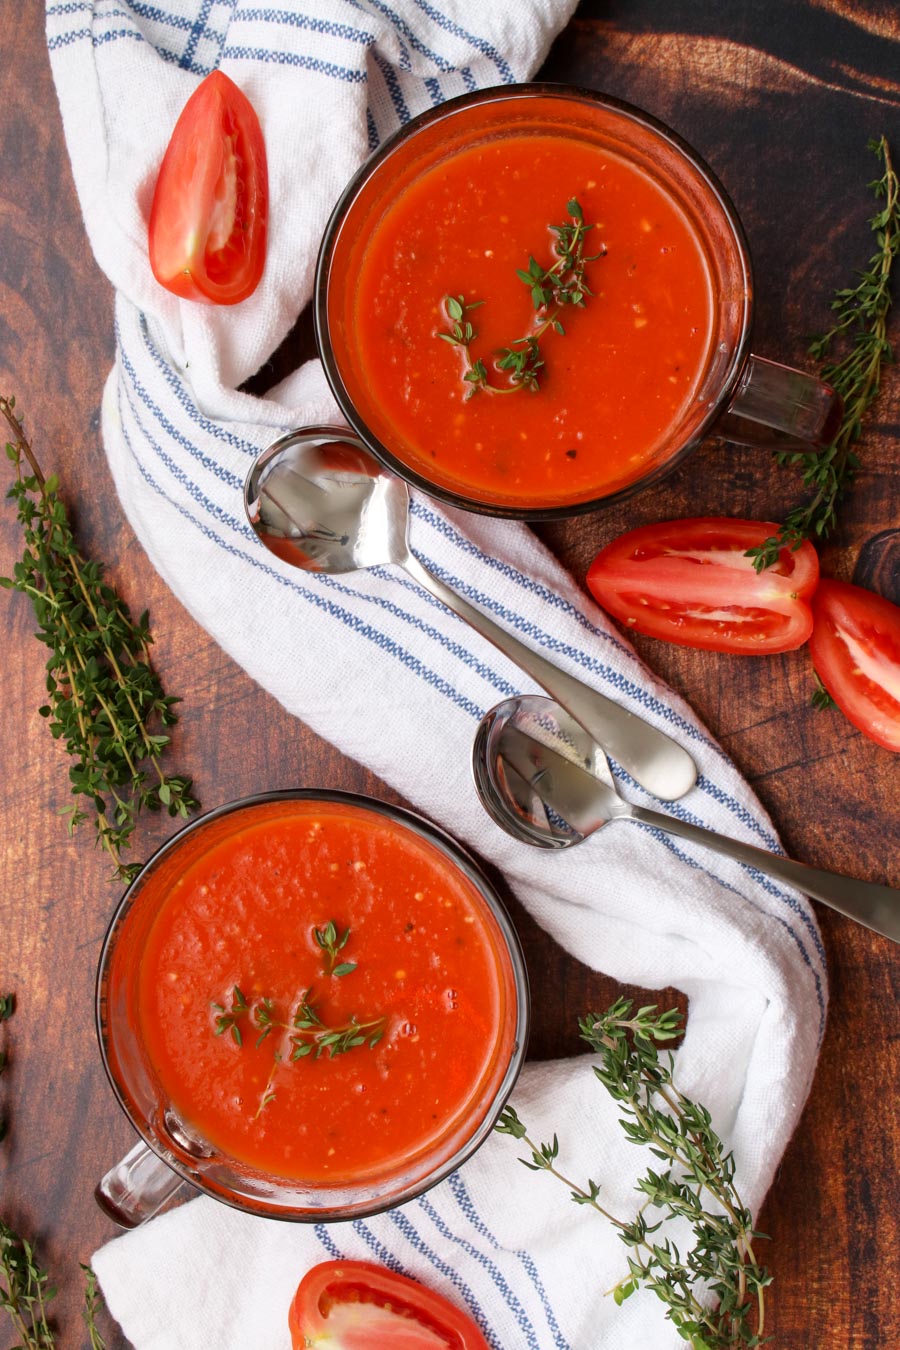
80,1265,108,1350
497,1000,770,1349
438,198,603,396
0,998,105,1349
0,1222,56,1350
748,137,898,572
0,396,199,882
313,920,357,977
212,985,249,1045
213,985,386,1115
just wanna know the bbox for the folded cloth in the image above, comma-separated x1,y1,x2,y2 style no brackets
46,3,826,1347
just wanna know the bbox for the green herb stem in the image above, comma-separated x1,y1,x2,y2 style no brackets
313,920,357,977
438,198,603,397
0,396,199,881
81,1265,108,1350
497,1000,770,1348
0,1222,56,1350
748,137,899,572
212,985,386,1117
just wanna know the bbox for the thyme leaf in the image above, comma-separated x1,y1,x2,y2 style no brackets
313,920,357,977
0,1221,56,1350
0,396,199,881
211,986,386,1116
80,1265,108,1350
437,198,604,397
497,999,771,1348
747,137,899,573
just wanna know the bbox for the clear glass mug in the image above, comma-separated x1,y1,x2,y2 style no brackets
314,84,840,520
95,790,529,1227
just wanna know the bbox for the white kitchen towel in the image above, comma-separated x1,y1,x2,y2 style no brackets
46,3,826,1348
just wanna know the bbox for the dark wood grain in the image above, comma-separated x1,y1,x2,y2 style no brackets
1,2,898,1347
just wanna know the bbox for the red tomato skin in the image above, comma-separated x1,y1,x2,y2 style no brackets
586,517,819,654
148,70,268,305
289,1260,491,1350
809,579,900,752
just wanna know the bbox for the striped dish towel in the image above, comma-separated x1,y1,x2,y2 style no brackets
46,3,825,1347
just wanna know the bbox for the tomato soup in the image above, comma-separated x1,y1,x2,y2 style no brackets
132,799,519,1186
324,103,717,510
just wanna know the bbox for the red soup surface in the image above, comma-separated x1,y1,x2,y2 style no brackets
330,127,715,508
136,800,518,1185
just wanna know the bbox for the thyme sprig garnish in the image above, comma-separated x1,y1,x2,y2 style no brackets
80,1265,108,1350
213,985,386,1115
0,396,199,882
748,137,898,572
0,994,56,1350
0,997,105,1349
0,1222,56,1350
313,920,357,977
438,198,604,396
497,1000,770,1349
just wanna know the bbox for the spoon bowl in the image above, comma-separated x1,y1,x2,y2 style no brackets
472,694,900,944
245,428,408,574
472,694,614,849
245,428,699,801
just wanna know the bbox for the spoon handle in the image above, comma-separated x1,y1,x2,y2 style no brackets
401,552,696,801
631,803,900,943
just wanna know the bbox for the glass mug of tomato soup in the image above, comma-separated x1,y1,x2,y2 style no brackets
95,791,528,1225
315,84,839,519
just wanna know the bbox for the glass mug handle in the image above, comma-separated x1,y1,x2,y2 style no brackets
715,353,841,449
95,1140,190,1228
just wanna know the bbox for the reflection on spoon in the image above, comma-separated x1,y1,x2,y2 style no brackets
472,694,900,943
244,427,698,801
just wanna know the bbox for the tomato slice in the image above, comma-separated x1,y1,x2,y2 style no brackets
809,578,900,752
148,70,268,305
586,517,819,653
289,1260,491,1350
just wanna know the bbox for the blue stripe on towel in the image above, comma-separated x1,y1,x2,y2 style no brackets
350,1220,409,1272
124,0,223,42
387,1209,502,1349
637,822,826,1034
349,0,460,74
449,1173,572,1350
235,8,374,45
315,1224,340,1255
372,48,411,122
409,0,515,83
116,401,493,722
417,1193,542,1350
136,315,264,457
220,44,367,80
118,375,521,698
179,0,214,69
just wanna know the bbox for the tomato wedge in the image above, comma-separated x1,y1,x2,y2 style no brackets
288,1260,491,1350
586,518,819,653
148,70,268,305
809,578,900,752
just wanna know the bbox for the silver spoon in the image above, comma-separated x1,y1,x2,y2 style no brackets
472,693,900,943
244,427,697,801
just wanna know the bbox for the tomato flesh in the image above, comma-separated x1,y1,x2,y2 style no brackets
289,1261,490,1350
809,579,900,752
148,70,268,305
586,518,819,653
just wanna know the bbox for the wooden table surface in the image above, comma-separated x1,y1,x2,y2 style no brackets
2,1,898,1346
